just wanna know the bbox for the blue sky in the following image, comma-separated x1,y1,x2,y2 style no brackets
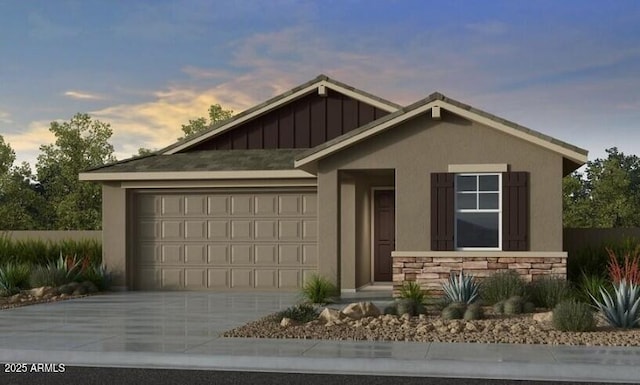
1,0,639,169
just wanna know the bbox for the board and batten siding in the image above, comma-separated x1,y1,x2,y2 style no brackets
187,90,389,151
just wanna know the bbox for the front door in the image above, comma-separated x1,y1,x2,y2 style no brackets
374,189,395,282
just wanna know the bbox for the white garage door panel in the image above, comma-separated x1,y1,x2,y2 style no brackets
133,191,318,290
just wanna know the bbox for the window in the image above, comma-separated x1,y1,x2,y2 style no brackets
454,173,501,249
431,171,528,252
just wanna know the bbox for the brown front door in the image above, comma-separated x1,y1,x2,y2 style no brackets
374,189,395,282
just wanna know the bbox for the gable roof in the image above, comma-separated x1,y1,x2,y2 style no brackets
294,92,588,173
161,74,402,155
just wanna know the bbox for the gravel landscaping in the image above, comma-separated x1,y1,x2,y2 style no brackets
223,302,640,347
0,283,101,310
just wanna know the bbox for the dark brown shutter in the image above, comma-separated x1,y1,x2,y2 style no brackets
431,173,455,251
502,172,529,251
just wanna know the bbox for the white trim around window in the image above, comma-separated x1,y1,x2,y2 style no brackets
454,173,502,250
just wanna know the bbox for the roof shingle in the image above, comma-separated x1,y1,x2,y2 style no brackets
86,149,305,173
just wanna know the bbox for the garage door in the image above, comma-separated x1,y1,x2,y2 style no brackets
133,190,317,290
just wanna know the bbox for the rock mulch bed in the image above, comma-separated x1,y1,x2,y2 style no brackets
0,281,100,310
223,302,640,347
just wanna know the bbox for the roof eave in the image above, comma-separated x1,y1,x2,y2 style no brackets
294,97,588,170
79,169,317,182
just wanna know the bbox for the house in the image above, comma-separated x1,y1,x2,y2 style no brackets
79,75,588,294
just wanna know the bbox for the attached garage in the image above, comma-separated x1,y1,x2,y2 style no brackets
79,75,404,291
132,190,318,290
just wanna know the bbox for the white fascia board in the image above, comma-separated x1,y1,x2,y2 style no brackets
79,169,316,182
295,99,588,169
441,101,588,165
323,81,398,112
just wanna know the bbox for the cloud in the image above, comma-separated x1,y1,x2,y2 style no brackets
91,84,258,159
181,66,235,81
2,121,57,167
63,91,104,100
0,110,12,124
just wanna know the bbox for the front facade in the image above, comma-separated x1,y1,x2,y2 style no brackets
80,75,588,293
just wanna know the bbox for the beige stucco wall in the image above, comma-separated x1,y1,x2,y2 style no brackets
317,170,340,284
337,171,396,290
102,182,128,289
317,112,564,283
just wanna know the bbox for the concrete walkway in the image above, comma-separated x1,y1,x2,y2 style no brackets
0,292,638,383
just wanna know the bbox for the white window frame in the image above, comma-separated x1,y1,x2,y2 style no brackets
454,173,502,250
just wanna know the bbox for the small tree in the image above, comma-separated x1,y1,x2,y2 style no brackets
0,136,49,230
563,147,640,227
179,104,233,140
36,113,116,230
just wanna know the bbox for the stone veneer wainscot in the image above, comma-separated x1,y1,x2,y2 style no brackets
391,251,567,297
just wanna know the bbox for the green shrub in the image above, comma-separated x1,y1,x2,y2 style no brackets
480,270,526,305
493,300,506,315
591,279,640,329
300,274,339,304
275,304,319,323
397,299,426,316
523,301,536,314
0,263,31,296
78,265,111,291
463,303,484,320
399,281,427,303
29,265,68,288
552,300,596,332
441,302,465,320
527,276,574,309
383,303,398,315
0,235,101,267
578,272,611,305
504,295,524,315
397,281,428,316
442,271,480,304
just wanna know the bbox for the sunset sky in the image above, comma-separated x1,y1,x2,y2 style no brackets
1,0,639,169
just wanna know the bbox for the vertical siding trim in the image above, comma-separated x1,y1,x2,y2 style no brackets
184,91,390,151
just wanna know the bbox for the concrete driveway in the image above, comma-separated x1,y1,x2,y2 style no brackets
1,292,639,383
0,292,298,352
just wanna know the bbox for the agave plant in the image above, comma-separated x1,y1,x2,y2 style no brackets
442,271,480,304
590,279,640,328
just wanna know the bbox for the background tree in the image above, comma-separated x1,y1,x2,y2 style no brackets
179,104,233,140
0,136,50,229
563,147,640,227
137,147,154,157
36,113,116,230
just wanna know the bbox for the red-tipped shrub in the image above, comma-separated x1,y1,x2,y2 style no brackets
606,247,640,284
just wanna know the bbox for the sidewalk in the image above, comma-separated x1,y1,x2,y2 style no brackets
0,292,638,383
